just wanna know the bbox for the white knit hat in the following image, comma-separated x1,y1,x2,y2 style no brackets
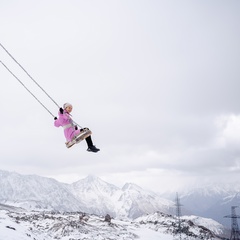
63,103,72,109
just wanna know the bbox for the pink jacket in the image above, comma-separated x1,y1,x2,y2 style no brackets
54,111,81,142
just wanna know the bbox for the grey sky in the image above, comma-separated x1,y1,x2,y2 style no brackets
0,0,240,193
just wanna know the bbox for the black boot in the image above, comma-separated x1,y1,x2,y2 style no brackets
87,145,100,153
85,136,100,153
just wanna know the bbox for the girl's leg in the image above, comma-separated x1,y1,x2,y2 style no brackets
85,136,93,147
85,136,100,152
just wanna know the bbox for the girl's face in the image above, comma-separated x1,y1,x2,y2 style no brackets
65,105,73,113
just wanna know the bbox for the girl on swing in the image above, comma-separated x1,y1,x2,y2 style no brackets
54,103,100,153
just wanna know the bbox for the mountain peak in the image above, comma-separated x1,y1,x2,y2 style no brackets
84,174,100,182
72,175,120,198
122,182,143,191
73,174,112,187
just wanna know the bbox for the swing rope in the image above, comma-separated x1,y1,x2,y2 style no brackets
0,60,55,117
0,42,60,109
0,43,83,129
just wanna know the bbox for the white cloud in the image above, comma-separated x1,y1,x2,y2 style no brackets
215,114,240,149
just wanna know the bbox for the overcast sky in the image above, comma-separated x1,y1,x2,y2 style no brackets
0,0,240,193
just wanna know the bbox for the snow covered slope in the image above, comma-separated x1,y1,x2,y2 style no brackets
0,210,224,240
135,212,226,239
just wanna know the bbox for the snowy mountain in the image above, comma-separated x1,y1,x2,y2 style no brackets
70,175,175,219
117,183,174,219
180,183,240,227
0,170,174,219
163,182,240,227
0,209,225,240
70,175,122,217
0,169,237,230
0,170,87,212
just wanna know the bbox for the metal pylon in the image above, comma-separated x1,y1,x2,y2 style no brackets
224,206,240,240
174,192,183,240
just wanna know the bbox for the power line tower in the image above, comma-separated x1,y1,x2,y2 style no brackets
224,206,240,240
174,192,183,240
